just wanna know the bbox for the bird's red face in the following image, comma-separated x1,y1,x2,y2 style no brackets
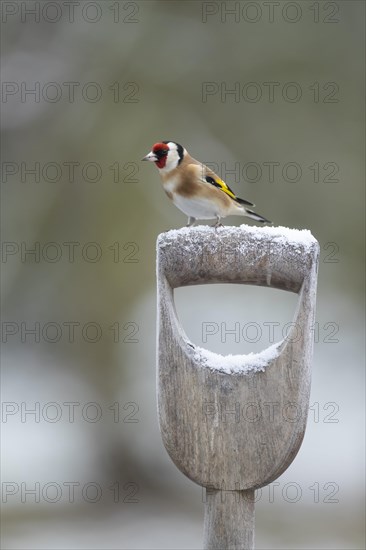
142,141,184,172
152,143,170,169
142,142,170,169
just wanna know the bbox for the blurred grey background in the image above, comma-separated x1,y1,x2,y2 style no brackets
1,1,365,548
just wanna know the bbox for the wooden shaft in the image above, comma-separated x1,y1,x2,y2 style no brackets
203,488,255,550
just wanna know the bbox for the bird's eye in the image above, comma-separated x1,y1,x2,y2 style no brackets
153,147,169,157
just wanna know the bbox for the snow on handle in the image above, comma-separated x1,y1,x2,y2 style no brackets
158,223,317,249
193,341,284,375
157,224,318,293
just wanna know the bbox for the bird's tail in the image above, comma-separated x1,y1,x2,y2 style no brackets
245,208,271,224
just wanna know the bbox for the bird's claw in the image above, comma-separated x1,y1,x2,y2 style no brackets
186,217,197,227
212,221,224,229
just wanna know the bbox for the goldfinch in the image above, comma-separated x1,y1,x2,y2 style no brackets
142,141,271,227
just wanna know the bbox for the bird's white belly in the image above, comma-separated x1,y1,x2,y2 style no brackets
172,194,221,219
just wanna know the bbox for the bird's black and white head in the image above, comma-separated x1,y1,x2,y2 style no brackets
142,141,185,172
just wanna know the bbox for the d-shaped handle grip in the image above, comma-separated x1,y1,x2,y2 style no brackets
157,226,318,293
157,225,319,550
157,225,319,491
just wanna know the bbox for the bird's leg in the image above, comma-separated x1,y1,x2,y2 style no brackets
186,217,197,227
212,216,223,229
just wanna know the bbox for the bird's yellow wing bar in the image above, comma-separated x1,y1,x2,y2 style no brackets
205,174,237,200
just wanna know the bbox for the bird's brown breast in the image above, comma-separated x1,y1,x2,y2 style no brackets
161,163,201,198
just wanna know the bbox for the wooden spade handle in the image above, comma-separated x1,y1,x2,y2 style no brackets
204,489,255,550
157,226,320,550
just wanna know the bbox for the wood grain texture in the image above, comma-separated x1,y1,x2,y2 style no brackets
203,489,255,550
156,226,319,549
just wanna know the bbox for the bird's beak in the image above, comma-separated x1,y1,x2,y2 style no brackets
141,151,157,162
